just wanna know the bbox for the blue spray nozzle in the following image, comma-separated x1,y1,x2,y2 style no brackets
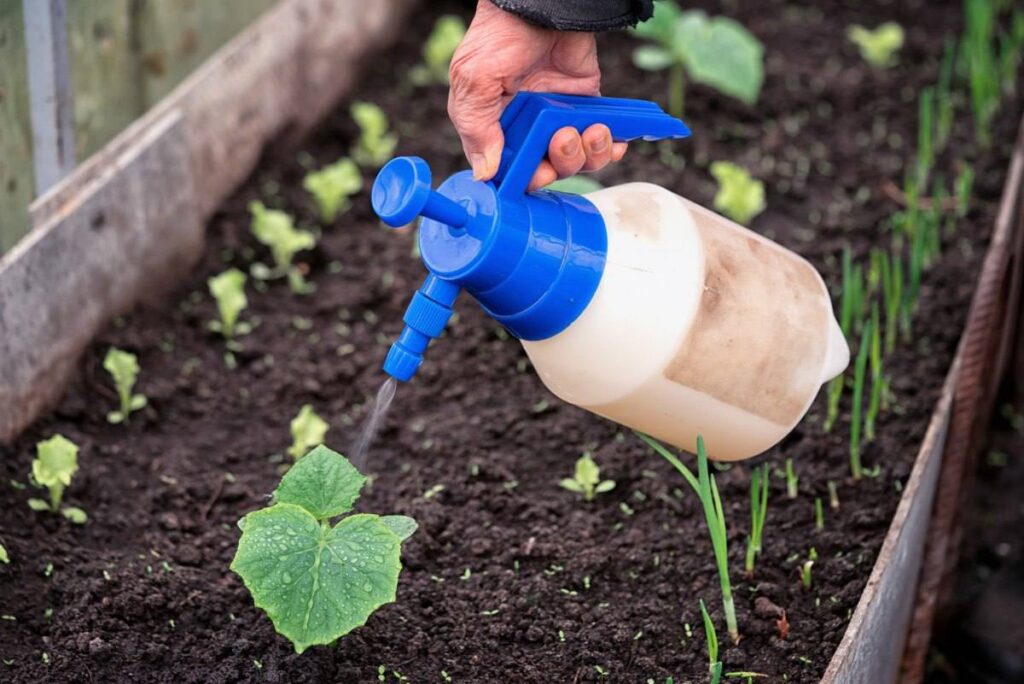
373,93,690,382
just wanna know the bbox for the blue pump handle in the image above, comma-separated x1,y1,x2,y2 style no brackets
493,93,691,200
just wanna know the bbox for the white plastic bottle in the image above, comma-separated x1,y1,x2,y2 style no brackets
522,183,849,461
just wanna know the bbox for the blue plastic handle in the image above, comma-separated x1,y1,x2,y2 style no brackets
494,93,691,200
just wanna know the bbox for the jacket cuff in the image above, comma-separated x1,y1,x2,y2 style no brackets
489,0,655,31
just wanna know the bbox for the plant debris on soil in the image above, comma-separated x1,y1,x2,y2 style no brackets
1,0,1021,682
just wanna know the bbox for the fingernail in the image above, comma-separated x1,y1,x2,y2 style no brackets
470,153,488,180
591,136,609,153
561,138,581,158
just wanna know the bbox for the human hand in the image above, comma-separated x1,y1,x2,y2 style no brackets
448,0,628,191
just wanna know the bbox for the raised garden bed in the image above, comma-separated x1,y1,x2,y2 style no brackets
1,0,1022,682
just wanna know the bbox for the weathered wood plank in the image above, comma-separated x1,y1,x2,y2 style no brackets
0,1,36,253
0,0,415,442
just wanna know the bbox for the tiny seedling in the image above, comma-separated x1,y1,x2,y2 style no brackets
303,158,363,224
880,251,904,354
699,599,723,684
784,458,798,499
846,22,904,68
799,548,817,589
559,452,615,502
827,480,840,510
231,445,417,653
865,304,884,441
814,497,824,531
249,201,317,293
955,165,974,219
744,464,769,576
631,1,763,117
639,433,738,643
409,15,466,86
103,347,147,424
208,268,251,342
916,86,935,186
850,318,872,480
288,405,329,461
351,102,398,168
710,162,766,225
28,435,87,524
0,542,9,564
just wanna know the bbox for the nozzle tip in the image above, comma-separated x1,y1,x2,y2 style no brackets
383,343,421,382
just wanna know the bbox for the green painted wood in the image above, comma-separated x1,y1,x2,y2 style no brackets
0,0,278,254
0,0,35,253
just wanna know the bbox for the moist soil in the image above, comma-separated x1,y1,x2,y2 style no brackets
1,0,1021,682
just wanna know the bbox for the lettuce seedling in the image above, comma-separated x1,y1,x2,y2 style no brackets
208,268,250,341
249,201,317,293
710,162,765,225
846,22,904,68
103,347,147,424
351,102,398,169
288,404,329,461
28,435,87,524
632,2,763,117
559,452,615,502
231,445,416,653
409,15,466,86
303,158,363,224
699,598,723,684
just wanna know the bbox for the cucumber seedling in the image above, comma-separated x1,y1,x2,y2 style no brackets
639,433,739,643
303,158,363,224
249,201,317,294
232,445,417,653
630,0,763,117
559,452,615,502
351,102,398,169
288,404,329,461
744,464,769,576
103,347,147,424
710,162,766,225
28,435,87,524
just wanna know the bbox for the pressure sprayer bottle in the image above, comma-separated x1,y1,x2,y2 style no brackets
371,93,849,461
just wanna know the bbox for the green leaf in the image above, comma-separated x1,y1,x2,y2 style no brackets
303,159,363,224
422,15,466,84
351,102,398,168
632,0,683,45
231,505,403,653
710,161,766,225
559,478,583,493
287,405,330,461
380,515,418,541
249,201,316,271
0,543,8,564
595,480,616,494
103,347,144,419
106,411,125,424
61,507,87,525
676,11,764,106
547,176,604,195
632,45,675,72
274,445,364,519
574,453,602,490
130,395,147,411
208,268,248,339
847,22,904,68
27,498,51,512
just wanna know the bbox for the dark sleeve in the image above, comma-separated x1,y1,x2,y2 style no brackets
489,0,655,31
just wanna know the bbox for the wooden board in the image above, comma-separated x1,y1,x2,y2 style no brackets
0,0,36,253
0,0,415,443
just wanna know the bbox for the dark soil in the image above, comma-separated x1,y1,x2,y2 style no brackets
1,0,1021,682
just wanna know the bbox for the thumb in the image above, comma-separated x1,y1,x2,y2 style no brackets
448,59,506,180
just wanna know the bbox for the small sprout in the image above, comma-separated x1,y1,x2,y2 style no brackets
710,162,766,225
103,348,147,424
744,464,769,576
288,404,329,461
231,446,417,653
699,599,723,684
850,318,873,480
846,22,904,68
559,453,615,502
207,268,249,340
249,201,317,293
955,165,974,219
916,86,935,185
594,665,609,677
640,434,738,643
865,304,884,440
814,497,824,531
784,458,798,499
827,481,840,510
631,2,764,117
351,102,398,169
29,435,81,518
409,15,466,86
800,558,814,589
0,542,9,564
303,158,363,224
